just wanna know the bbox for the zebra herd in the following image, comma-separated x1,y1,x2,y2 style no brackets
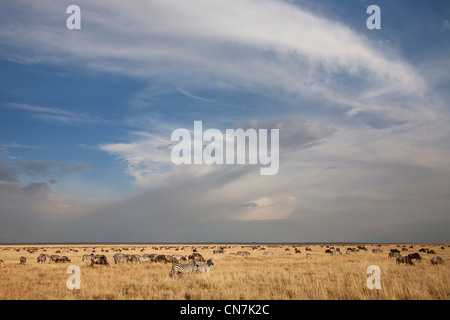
171,258,214,277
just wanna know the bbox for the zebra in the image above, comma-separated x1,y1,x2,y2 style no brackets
197,258,214,274
137,256,151,263
37,253,49,263
171,260,199,277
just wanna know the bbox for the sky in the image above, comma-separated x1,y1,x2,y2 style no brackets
0,0,449,243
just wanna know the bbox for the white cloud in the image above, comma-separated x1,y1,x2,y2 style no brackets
4,103,101,125
0,0,431,123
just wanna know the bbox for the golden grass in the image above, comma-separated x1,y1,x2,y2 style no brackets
0,243,448,300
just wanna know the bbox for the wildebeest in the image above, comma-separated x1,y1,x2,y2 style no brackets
90,254,109,267
396,256,413,265
213,249,225,254
164,255,178,263
50,255,60,262
19,256,26,265
189,252,206,262
372,249,382,253
57,256,71,263
325,249,332,254
430,256,444,265
407,253,422,262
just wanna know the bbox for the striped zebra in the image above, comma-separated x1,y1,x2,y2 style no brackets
171,260,199,277
197,258,214,274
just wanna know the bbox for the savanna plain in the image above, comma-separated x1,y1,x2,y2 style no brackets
0,243,448,300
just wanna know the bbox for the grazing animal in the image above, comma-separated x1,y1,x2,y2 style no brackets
50,255,60,262
306,254,312,259
0,260,4,268
172,254,187,262
188,252,206,262
155,255,169,263
325,249,332,254
372,249,382,253
90,254,109,267
388,252,402,259
236,251,250,256
332,250,342,255
263,252,273,256
171,260,199,277
82,254,94,261
430,256,444,265
57,256,71,263
396,256,413,265
197,258,214,274
407,253,422,262
19,256,26,265
114,253,129,264
137,256,151,263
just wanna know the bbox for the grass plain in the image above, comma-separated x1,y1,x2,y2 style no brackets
0,243,448,300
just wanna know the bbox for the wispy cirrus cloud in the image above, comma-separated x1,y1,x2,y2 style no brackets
0,0,433,124
4,103,102,125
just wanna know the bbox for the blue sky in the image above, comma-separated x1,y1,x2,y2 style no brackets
0,0,449,243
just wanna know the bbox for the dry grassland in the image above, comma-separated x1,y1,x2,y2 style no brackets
0,243,448,300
